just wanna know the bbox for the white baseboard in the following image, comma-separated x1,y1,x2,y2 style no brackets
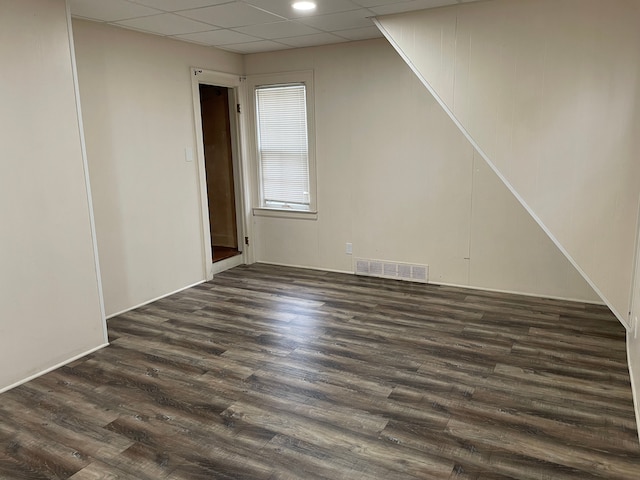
257,261,604,305
255,261,352,275
106,279,206,319
107,256,248,321
106,257,249,321
432,280,605,305
626,335,640,443
0,342,109,394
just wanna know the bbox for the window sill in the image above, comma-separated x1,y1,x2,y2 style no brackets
253,207,318,220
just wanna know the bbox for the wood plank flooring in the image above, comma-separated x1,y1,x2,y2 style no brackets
213,246,241,263
1,264,638,479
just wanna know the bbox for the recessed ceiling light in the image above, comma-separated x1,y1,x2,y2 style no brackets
292,1,316,11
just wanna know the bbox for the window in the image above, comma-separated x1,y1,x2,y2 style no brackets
249,72,316,216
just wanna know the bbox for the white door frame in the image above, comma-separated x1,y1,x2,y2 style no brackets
629,197,640,335
190,67,253,280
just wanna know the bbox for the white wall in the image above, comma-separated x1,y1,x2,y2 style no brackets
72,20,243,316
244,39,599,302
0,0,106,391
377,0,640,322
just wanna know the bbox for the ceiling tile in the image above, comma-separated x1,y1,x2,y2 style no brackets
244,0,363,20
127,0,230,11
233,21,321,39
71,0,480,53
115,13,215,35
221,40,291,53
370,0,459,15
353,0,456,8
350,0,409,8
278,32,348,48
178,2,285,28
298,9,374,32
335,25,383,40
175,29,262,45
69,0,163,22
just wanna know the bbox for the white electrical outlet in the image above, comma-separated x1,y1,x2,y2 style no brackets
345,242,352,255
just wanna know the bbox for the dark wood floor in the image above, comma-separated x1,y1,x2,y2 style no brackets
213,246,241,263
1,264,638,479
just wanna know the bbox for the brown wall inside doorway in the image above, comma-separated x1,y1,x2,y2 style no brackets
199,84,238,251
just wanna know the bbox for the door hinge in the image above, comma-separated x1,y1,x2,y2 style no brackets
245,236,249,246
237,104,241,113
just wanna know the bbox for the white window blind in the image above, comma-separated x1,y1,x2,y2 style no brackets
255,84,310,210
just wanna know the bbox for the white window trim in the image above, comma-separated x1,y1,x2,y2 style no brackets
246,70,317,219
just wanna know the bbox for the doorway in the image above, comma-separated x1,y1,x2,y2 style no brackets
198,84,242,264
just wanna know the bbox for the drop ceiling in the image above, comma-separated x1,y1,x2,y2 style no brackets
69,0,480,54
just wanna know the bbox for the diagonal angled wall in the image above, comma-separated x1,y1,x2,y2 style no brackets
0,0,107,392
375,0,640,325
